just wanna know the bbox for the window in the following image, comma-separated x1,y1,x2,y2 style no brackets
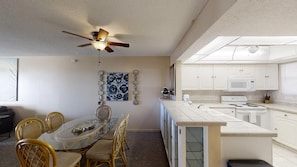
0,58,18,101
280,61,297,95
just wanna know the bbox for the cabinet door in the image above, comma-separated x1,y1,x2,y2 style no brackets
213,65,228,90
273,110,297,150
265,64,278,90
181,65,213,90
228,64,255,76
181,65,201,90
228,64,242,76
198,65,213,90
254,65,266,90
255,64,278,90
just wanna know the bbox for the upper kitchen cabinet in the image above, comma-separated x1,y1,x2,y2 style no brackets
181,64,212,90
228,64,256,76
255,64,278,90
213,65,229,90
181,64,228,90
181,63,278,91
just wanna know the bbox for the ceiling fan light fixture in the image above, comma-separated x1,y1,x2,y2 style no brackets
248,45,259,53
92,41,107,50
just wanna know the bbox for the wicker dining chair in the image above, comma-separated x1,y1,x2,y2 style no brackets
45,112,65,132
102,112,131,150
86,118,127,167
16,138,81,167
15,117,46,140
96,104,112,123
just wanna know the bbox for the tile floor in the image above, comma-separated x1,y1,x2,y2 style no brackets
273,142,297,167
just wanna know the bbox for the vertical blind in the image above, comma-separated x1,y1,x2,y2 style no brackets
280,61,297,95
0,58,18,101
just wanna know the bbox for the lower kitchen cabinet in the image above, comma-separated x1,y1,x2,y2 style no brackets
271,109,297,150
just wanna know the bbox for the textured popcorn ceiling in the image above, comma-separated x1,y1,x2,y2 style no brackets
0,0,207,57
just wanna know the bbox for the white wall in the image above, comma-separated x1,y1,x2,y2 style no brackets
2,56,170,131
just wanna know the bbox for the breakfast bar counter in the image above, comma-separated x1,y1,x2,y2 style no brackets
160,100,276,167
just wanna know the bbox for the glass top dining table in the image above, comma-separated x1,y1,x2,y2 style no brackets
38,115,118,151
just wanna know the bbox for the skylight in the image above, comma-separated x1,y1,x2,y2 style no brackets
185,36,297,64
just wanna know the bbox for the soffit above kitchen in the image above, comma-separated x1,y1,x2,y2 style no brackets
177,0,297,65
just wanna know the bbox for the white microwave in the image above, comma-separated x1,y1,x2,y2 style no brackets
227,77,255,92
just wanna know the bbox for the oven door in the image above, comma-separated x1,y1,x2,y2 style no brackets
236,109,262,126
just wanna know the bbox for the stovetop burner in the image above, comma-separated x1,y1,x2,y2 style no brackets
221,96,266,110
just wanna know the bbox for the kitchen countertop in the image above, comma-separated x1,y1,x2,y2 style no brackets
161,100,227,127
160,100,277,137
256,103,297,114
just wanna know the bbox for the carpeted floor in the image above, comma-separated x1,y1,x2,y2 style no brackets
0,131,169,167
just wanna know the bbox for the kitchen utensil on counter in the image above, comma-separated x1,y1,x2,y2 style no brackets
264,91,271,103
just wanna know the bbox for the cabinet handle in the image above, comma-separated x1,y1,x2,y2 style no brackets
275,128,278,130
284,114,287,117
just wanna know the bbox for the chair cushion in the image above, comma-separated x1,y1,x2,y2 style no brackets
86,139,113,160
56,152,81,167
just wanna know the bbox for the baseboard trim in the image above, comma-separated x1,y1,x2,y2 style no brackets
273,140,297,154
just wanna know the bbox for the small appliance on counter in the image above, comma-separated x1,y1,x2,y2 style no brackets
161,87,174,99
161,87,170,99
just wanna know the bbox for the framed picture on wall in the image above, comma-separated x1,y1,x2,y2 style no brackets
106,72,129,101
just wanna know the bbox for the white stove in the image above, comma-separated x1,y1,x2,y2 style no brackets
221,96,267,126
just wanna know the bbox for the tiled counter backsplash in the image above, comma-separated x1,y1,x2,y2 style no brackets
182,90,267,103
183,90,297,107
270,90,297,107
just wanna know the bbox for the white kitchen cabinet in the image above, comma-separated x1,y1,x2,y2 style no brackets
198,65,214,90
181,65,202,90
271,110,297,150
213,65,229,90
255,64,278,90
181,64,278,91
181,64,228,90
228,64,256,76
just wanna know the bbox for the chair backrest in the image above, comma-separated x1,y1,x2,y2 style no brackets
123,112,130,139
96,104,112,122
15,118,46,140
112,118,126,158
15,138,57,167
45,112,65,132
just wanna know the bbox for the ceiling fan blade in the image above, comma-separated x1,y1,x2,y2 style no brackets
77,43,92,47
105,46,114,52
62,31,93,41
97,28,109,41
108,42,130,47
